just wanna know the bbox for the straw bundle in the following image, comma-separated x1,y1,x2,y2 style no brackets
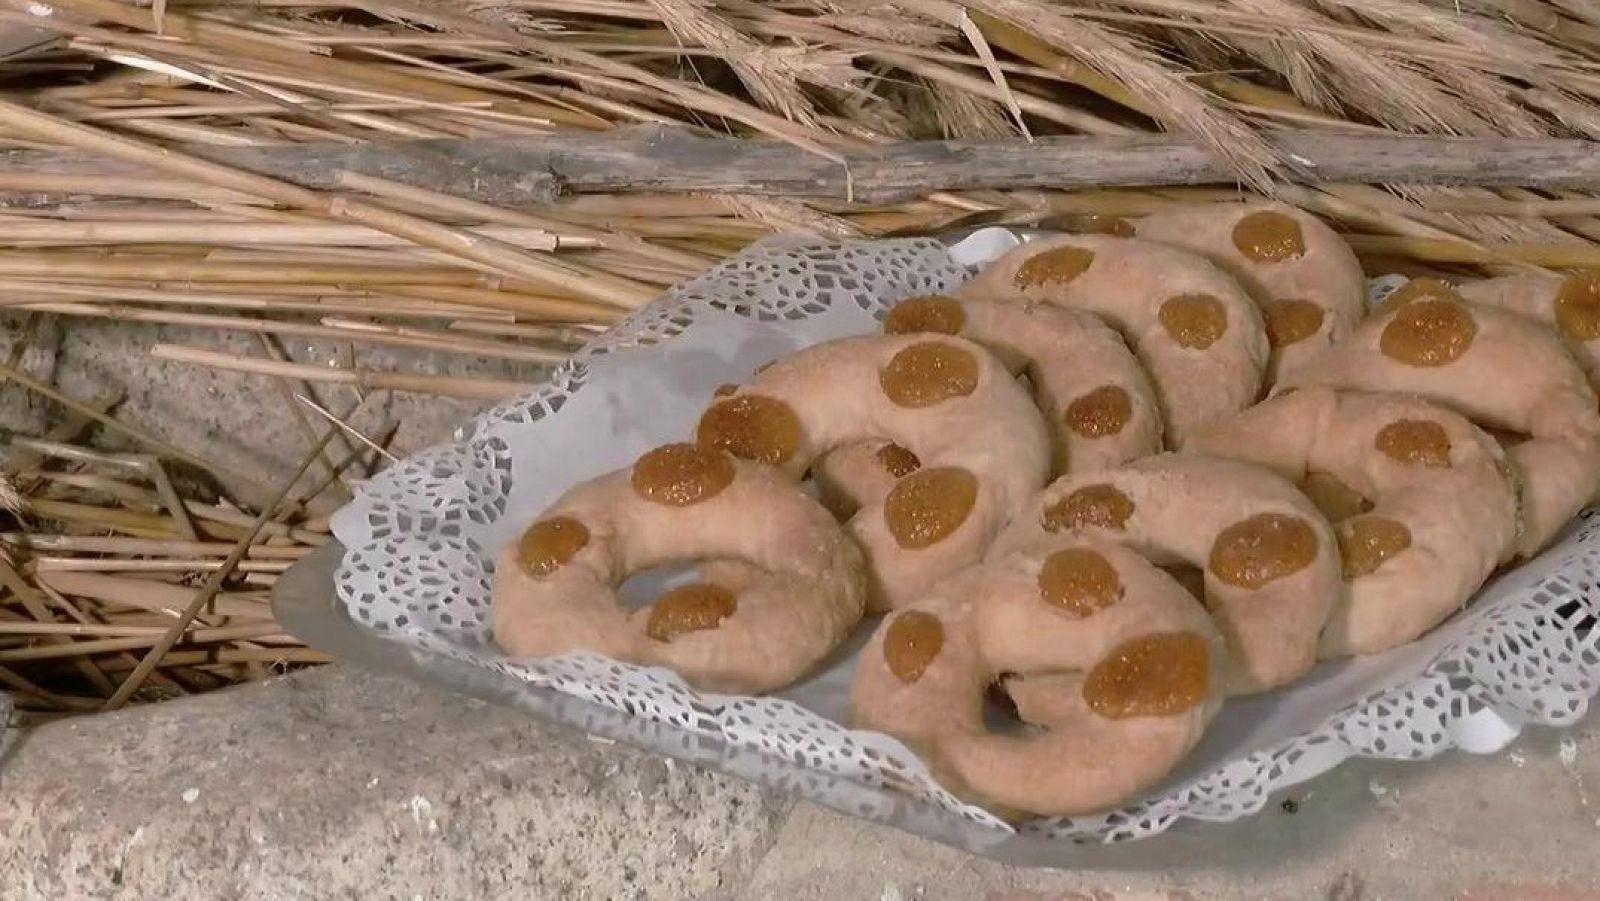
0,0,1598,717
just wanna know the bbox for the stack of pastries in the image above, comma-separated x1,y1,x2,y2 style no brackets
491,203,1600,818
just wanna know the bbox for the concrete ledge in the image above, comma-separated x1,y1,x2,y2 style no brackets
5,665,1600,900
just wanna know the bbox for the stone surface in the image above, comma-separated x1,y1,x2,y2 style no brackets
5,664,1600,900
0,667,789,900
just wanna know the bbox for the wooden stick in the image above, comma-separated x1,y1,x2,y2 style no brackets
9,128,1600,203
150,343,532,400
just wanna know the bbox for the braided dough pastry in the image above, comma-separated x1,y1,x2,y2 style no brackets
491,443,866,694
1278,294,1600,557
1452,271,1600,390
989,453,1340,694
1189,388,1519,656
850,538,1225,817
811,296,1164,518
1134,202,1367,383
696,333,1050,611
960,234,1269,445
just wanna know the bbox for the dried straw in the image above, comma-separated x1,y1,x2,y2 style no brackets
3,0,1600,718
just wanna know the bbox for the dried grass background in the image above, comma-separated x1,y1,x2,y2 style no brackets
0,0,1598,716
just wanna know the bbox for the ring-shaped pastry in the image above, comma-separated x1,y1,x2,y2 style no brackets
1278,293,1600,557
696,334,1050,610
812,296,1162,518
1452,271,1600,392
959,234,1268,445
850,538,1224,818
1188,387,1519,656
491,443,866,694
988,453,1341,694
1134,202,1367,383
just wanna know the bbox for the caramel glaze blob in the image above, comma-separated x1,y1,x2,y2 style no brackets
1277,294,1600,558
1187,387,1519,656
850,538,1226,818
958,234,1269,446
1133,202,1367,385
987,453,1340,694
1452,271,1600,393
490,442,867,694
695,333,1051,611
812,296,1165,517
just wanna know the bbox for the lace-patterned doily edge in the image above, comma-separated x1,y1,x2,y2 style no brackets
371,540,1600,843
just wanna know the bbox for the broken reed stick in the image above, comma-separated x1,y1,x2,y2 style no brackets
335,169,714,275
293,393,400,464
95,648,332,669
30,557,294,573
0,220,580,248
101,420,340,710
0,279,517,321
30,472,328,545
149,343,533,400
24,301,571,365
1,534,310,557
0,622,290,663
33,571,272,619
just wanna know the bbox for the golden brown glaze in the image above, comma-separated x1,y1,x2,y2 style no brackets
877,443,922,478
878,341,981,408
1208,513,1319,589
1012,246,1096,290
645,582,738,641
1037,547,1123,618
1299,471,1373,523
696,395,803,466
883,467,979,549
1064,385,1132,439
1379,300,1477,367
884,609,944,684
1036,213,1136,237
1375,419,1453,468
631,443,736,507
1336,515,1413,579
516,515,589,576
1158,294,1228,350
1383,277,1462,311
1231,210,1306,262
1042,484,1135,533
883,295,965,335
1082,632,1211,719
1555,271,1600,342
1262,299,1325,348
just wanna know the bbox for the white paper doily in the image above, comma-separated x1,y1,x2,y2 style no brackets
330,231,1600,843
